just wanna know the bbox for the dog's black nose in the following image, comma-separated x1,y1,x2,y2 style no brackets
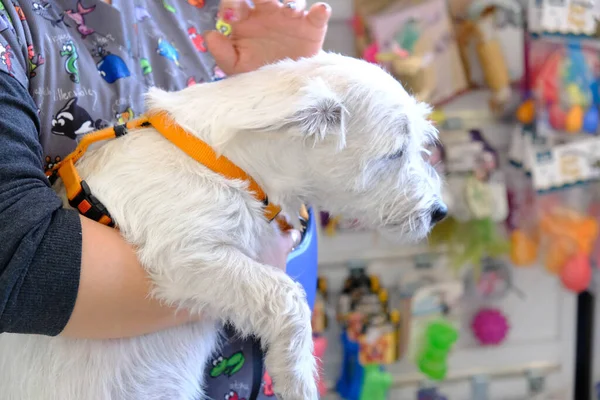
430,204,448,225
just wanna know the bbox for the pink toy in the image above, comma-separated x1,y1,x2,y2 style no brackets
471,308,509,346
313,335,328,396
560,252,592,293
363,43,380,64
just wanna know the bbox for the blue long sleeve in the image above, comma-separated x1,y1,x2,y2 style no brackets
0,70,81,335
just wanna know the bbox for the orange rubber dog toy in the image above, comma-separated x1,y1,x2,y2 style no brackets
539,208,598,292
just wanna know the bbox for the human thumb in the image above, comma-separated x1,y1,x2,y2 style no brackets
204,30,237,75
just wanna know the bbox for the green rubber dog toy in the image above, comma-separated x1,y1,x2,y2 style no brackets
417,320,459,381
359,364,393,400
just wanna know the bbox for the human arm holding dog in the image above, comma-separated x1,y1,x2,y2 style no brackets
62,215,302,339
0,0,329,339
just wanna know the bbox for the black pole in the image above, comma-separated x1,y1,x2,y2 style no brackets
574,290,594,400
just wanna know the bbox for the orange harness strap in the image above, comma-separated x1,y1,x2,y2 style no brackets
46,113,287,229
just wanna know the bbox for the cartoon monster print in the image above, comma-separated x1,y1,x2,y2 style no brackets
44,155,62,172
27,44,45,78
140,57,152,75
93,45,131,84
60,40,79,83
0,1,13,32
32,1,65,27
51,97,107,141
162,0,176,13
262,371,275,397
0,43,13,75
187,27,206,52
210,351,245,378
13,5,26,21
134,5,151,22
224,390,246,400
188,0,205,8
115,107,134,124
64,1,96,39
187,76,201,87
156,38,180,67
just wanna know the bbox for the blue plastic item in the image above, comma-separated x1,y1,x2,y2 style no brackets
286,206,318,310
336,330,364,400
583,106,599,134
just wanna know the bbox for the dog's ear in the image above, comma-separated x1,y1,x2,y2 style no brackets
144,76,346,153
211,77,347,151
283,78,347,150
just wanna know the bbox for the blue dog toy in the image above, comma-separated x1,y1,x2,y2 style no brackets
336,330,365,400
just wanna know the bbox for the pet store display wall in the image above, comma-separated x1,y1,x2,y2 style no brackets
307,1,584,399
314,91,577,400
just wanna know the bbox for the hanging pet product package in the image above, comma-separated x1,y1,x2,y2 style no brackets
352,0,468,105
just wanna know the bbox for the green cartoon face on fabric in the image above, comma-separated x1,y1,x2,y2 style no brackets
209,351,245,378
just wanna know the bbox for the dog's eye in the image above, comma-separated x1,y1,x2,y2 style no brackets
386,149,404,160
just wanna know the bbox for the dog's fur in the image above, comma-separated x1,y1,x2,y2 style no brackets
0,52,443,400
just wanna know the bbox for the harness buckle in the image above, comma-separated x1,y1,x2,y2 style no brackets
48,169,59,186
69,180,114,227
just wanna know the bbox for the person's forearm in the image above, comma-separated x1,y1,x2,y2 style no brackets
60,216,197,339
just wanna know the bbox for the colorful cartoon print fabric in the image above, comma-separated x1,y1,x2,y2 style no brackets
0,0,226,172
0,1,272,399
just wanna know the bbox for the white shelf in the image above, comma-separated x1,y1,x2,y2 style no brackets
317,229,443,266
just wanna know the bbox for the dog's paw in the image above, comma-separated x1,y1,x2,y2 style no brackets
271,369,319,400
265,340,318,400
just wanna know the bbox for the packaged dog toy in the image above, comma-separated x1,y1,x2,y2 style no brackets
336,266,379,400
453,0,523,113
463,257,525,300
441,129,507,222
312,276,329,335
357,309,401,365
336,264,379,323
525,138,600,292
336,264,403,399
429,128,510,273
353,0,468,105
537,190,598,292
506,164,540,267
520,37,600,137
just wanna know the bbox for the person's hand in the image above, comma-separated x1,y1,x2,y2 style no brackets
258,229,302,271
204,0,332,75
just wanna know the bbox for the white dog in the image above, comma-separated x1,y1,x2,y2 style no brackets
0,52,445,400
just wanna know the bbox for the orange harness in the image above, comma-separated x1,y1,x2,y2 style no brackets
46,112,289,230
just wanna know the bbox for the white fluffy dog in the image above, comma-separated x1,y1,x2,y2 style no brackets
0,52,445,400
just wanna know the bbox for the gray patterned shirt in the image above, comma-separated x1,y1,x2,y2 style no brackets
0,1,274,399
